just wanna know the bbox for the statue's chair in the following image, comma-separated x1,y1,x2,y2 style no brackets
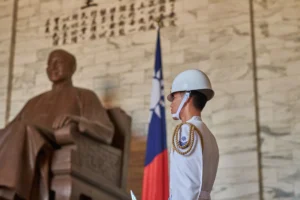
50,108,132,200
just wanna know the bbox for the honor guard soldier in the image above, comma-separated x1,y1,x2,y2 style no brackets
167,69,219,200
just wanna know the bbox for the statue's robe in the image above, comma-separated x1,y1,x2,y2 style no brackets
0,84,114,200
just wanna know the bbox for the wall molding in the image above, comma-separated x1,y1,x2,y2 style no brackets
5,0,18,125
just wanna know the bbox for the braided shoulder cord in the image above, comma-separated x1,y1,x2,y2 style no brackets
172,122,204,155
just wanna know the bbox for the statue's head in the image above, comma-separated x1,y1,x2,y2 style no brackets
47,49,77,83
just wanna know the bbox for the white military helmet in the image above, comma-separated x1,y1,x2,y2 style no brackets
167,69,214,102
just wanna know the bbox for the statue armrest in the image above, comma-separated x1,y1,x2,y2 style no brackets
54,122,111,145
53,123,77,145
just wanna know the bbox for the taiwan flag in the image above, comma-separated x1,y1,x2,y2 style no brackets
142,29,169,200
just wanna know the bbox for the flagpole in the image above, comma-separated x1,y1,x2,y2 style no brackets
141,15,169,200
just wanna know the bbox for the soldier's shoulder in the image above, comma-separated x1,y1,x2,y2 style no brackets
172,122,201,155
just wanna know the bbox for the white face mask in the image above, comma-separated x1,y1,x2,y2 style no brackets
172,91,190,120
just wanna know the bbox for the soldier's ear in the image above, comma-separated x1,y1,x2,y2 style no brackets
187,95,194,106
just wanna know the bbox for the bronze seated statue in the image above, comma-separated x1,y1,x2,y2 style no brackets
0,49,131,200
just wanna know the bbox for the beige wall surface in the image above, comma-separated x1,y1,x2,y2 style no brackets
0,0,14,127
0,0,299,199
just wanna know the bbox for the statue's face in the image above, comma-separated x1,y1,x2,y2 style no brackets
47,51,74,83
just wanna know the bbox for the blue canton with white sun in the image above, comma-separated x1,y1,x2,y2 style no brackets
149,69,165,120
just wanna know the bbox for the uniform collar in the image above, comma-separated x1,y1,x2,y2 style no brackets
187,116,202,122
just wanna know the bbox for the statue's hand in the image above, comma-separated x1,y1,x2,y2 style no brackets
52,115,81,130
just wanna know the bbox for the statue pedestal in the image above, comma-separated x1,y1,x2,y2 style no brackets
51,145,130,200
50,108,132,200
51,175,130,200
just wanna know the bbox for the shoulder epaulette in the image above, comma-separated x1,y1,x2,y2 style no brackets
172,122,203,155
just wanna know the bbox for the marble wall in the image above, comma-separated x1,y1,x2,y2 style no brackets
253,0,300,199
0,0,299,199
0,0,14,127
208,0,260,199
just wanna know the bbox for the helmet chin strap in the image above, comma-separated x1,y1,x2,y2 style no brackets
172,91,190,120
